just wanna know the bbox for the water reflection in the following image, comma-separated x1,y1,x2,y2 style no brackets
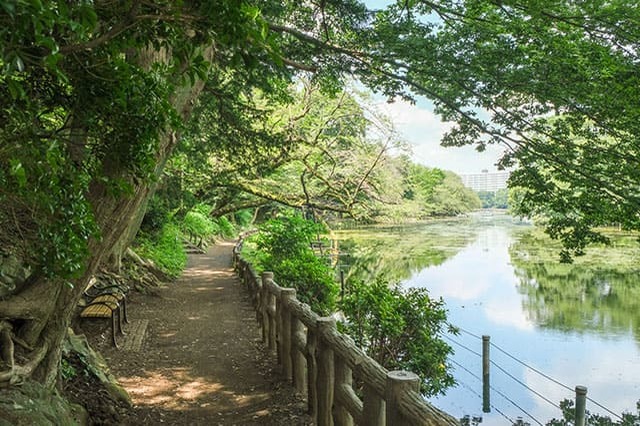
336,219,477,284
510,232,640,341
334,214,640,424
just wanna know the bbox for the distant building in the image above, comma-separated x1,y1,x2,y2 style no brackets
461,170,510,192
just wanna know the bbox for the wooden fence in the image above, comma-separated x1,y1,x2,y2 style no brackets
233,245,459,426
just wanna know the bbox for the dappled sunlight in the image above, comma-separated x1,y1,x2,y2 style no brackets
181,268,233,278
117,367,270,411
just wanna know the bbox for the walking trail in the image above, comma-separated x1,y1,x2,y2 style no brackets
97,241,312,425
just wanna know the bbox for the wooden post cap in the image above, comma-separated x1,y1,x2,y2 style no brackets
387,370,420,384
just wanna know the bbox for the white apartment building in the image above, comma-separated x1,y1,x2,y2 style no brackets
461,170,510,192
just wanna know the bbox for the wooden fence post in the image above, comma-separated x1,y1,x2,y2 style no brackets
575,385,587,426
385,370,420,426
275,288,283,365
248,269,258,308
261,272,275,350
292,315,307,394
317,317,336,426
306,321,319,419
362,383,384,426
333,356,354,426
254,273,263,326
280,288,296,381
268,290,277,352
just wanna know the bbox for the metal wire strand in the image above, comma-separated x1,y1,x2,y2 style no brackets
447,326,625,421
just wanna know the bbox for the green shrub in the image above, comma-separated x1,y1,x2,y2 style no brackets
271,251,338,315
255,213,325,261
140,196,170,235
135,223,186,277
182,210,217,240
253,213,338,315
234,209,254,228
339,279,455,396
181,204,236,240
215,216,236,238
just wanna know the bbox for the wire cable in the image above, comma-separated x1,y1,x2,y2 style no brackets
448,348,543,425
490,341,623,421
450,359,518,425
489,380,544,426
490,359,562,411
450,357,482,382
443,334,483,358
447,325,624,421
586,397,624,421
490,341,574,393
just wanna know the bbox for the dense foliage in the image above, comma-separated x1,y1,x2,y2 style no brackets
136,202,237,277
161,82,480,224
1,0,639,397
135,223,186,278
371,159,481,221
477,189,509,209
340,279,455,396
252,213,339,315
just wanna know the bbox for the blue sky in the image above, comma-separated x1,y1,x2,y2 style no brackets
362,0,506,174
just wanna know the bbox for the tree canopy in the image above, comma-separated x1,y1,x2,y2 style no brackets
1,0,638,392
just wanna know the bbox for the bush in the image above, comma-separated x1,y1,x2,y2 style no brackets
339,278,455,396
216,216,236,238
271,251,338,315
182,210,218,241
253,213,338,315
135,223,186,277
234,209,254,228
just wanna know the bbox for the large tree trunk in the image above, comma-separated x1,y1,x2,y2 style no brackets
0,46,213,388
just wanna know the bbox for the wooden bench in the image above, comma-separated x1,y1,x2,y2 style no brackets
79,278,130,348
85,283,129,325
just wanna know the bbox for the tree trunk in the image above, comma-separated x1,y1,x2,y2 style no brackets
0,45,213,389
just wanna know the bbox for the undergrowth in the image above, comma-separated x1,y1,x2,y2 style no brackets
135,223,186,278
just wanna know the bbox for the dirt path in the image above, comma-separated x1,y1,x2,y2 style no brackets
94,241,311,425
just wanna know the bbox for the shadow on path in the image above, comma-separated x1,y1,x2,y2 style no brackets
101,241,311,425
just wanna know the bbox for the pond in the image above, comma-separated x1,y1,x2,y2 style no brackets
333,212,640,425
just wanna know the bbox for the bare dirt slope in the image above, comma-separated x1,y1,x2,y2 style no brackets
87,241,311,425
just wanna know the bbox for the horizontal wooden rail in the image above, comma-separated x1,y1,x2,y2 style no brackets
232,242,459,426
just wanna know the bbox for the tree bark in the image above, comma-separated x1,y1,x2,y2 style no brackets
0,45,214,389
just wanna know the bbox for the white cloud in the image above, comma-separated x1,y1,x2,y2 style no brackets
374,99,506,174
483,300,534,331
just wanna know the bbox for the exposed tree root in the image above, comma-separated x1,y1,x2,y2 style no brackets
0,339,48,385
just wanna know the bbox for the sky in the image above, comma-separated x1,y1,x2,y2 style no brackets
374,98,507,175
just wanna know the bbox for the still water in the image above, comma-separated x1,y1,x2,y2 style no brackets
334,212,640,425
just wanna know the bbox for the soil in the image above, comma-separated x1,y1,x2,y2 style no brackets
69,241,312,425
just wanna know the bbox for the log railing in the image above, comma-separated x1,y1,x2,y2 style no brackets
233,245,459,426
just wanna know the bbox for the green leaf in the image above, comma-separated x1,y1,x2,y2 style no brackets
9,159,26,187
7,78,26,99
13,55,24,72
1,1,16,17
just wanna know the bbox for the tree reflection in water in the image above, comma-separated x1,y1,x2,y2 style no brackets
510,230,640,342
